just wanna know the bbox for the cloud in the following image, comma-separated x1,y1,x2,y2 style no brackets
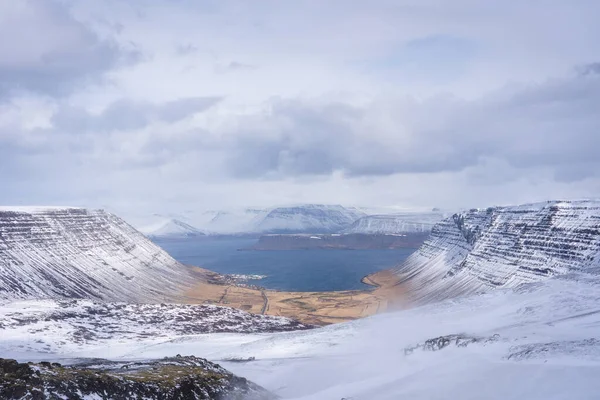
0,0,134,97
1,0,600,212
209,68,600,182
52,97,221,133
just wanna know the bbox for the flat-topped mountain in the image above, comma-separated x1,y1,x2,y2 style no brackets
386,200,600,304
0,207,192,302
253,204,366,233
344,211,445,234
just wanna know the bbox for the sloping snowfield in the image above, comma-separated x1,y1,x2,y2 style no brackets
2,273,600,399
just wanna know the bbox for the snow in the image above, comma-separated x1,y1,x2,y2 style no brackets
138,217,205,238
344,212,446,234
129,204,367,235
2,274,600,399
0,206,83,213
0,207,190,302
2,199,600,398
393,199,600,304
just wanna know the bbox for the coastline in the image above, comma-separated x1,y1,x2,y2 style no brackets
185,266,403,326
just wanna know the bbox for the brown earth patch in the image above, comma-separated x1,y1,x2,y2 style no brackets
185,267,407,326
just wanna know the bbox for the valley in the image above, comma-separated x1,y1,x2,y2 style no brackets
185,267,394,325
1,200,600,398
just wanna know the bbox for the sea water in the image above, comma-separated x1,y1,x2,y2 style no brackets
154,237,416,292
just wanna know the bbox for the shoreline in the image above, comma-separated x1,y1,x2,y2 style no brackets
185,266,402,326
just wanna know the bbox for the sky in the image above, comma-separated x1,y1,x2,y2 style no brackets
1,0,599,217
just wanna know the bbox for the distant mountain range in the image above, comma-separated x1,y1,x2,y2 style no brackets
134,204,446,238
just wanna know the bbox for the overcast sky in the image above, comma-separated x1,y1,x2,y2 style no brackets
1,0,599,216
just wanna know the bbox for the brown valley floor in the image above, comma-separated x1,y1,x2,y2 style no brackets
185,267,407,326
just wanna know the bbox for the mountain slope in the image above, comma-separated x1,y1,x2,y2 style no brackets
389,200,600,304
0,207,192,302
344,212,445,234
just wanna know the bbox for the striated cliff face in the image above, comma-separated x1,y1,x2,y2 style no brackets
393,200,600,303
0,207,191,302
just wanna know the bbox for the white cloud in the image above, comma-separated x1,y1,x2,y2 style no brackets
0,0,599,214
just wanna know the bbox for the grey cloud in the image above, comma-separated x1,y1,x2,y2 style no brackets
52,97,221,133
215,61,257,74
0,0,135,97
578,63,600,76
217,66,600,182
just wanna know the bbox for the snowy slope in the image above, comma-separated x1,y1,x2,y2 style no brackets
2,274,600,399
0,207,191,302
0,300,312,357
344,212,445,234
139,217,206,238
392,200,600,304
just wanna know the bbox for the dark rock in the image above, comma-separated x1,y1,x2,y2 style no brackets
0,356,276,400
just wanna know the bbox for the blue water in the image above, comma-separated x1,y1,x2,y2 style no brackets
154,238,416,292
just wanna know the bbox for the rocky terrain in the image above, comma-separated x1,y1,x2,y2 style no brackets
247,233,429,250
0,300,313,356
0,356,274,400
385,200,600,304
0,207,192,302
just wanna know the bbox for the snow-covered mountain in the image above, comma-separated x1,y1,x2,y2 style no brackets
135,205,367,235
0,207,191,302
139,217,206,238
344,211,445,234
391,200,600,304
252,204,366,233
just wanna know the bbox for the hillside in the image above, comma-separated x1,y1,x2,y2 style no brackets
373,200,600,304
0,207,192,302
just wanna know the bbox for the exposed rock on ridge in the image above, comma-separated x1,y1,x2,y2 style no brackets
392,200,600,303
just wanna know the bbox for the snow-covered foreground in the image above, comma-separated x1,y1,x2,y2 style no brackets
2,274,600,399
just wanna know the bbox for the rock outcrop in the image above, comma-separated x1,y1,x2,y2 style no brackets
0,356,275,400
0,299,314,355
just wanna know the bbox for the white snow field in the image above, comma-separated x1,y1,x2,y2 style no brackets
2,273,600,399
